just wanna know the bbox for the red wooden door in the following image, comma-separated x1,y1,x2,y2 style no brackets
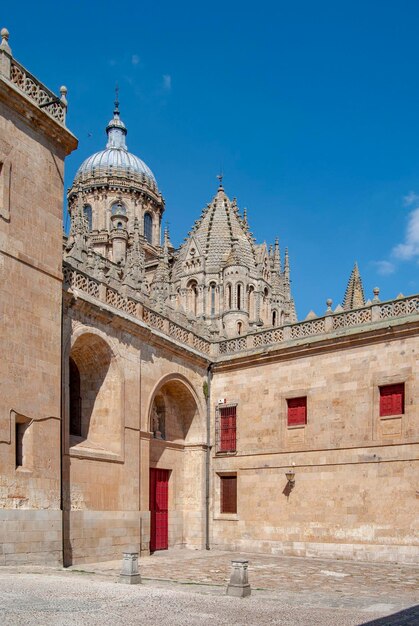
149,468,169,552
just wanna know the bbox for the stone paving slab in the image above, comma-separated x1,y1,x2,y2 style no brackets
0,549,417,624
68,548,419,600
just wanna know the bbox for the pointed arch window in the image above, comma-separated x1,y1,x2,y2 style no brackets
272,310,277,326
83,205,92,230
144,213,153,244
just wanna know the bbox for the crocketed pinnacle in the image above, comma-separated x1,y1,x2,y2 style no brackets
342,262,365,310
153,227,170,284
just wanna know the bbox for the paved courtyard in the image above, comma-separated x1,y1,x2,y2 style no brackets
0,549,418,625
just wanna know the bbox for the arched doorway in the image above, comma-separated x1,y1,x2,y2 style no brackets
148,377,204,552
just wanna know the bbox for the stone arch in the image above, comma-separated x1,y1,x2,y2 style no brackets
68,330,123,454
147,373,206,551
147,373,204,443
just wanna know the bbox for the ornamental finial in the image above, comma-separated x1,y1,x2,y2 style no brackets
114,83,120,116
217,172,223,188
0,27,11,54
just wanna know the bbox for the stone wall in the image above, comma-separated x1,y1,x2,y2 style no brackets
211,331,419,563
0,71,77,565
62,299,208,563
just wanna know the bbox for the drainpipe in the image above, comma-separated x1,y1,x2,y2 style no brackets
59,293,65,566
205,363,213,550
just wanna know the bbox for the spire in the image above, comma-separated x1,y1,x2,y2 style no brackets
106,88,127,150
342,262,365,310
242,207,248,229
114,83,120,116
284,247,290,282
153,226,171,284
273,237,281,273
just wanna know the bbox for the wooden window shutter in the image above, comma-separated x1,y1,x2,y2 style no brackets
287,397,307,426
379,383,404,417
221,475,237,514
219,406,237,452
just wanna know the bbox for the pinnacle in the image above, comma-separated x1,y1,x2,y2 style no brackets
342,262,365,310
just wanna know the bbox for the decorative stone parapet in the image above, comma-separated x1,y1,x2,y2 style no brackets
226,559,251,598
64,262,419,360
63,264,212,357
0,27,67,125
120,550,141,584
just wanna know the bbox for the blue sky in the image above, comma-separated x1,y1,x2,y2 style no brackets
3,1,419,317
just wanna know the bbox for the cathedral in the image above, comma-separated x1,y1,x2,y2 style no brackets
0,28,418,567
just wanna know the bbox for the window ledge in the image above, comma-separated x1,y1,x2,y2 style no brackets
287,424,306,430
69,441,123,463
214,513,239,521
215,451,237,457
380,414,403,421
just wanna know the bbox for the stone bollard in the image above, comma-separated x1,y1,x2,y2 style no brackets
119,550,141,584
226,559,251,597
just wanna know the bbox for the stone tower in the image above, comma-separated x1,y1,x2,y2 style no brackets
67,94,164,276
170,180,296,337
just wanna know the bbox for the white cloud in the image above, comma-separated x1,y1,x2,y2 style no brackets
392,206,419,260
403,191,419,206
374,260,396,276
131,54,140,66
162,74,172,91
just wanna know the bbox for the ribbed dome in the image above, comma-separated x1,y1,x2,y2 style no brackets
73,99,157,190
75,149,156,183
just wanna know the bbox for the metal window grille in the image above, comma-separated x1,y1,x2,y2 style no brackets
216,405,237,452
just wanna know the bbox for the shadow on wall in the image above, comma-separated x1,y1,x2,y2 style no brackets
360,605,419,625
69,332,121,454
150,378,202,464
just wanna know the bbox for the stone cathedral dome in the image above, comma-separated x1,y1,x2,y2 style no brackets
73,99,158,191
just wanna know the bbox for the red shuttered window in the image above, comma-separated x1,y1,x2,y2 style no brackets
220,475,237,514
218,405,237,452
287,396,307,426
379,383,404,417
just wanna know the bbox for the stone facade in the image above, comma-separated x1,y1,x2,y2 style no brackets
0,28,77,564
0,28,418,567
